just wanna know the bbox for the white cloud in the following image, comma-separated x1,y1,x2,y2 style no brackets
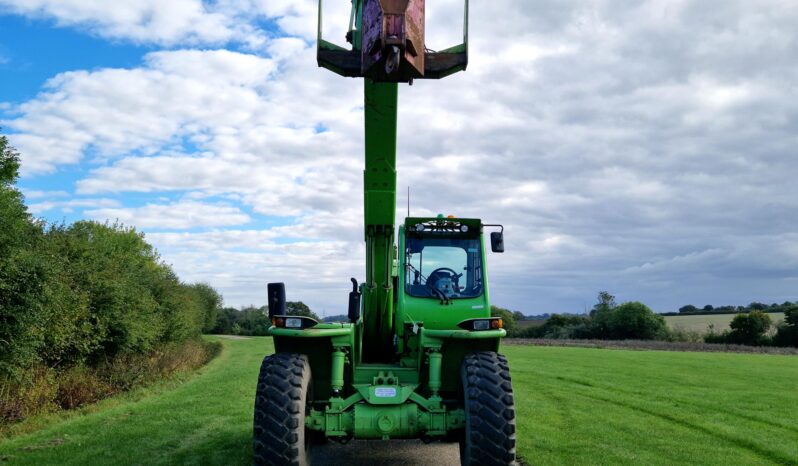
0,0,262,47
22,189,70,200
86,200,251,229
4,49,284,174
145,225,363,315
5,0,798,312
0,0,355,47
28,197,120,214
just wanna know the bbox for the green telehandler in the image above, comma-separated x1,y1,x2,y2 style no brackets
253,1,516,464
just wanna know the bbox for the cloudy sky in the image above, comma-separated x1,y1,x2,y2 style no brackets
1,0,796,316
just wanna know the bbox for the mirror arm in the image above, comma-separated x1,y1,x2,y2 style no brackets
482,223,504,233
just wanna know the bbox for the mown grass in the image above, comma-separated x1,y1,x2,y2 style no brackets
1,337,797,465
507,344,798,465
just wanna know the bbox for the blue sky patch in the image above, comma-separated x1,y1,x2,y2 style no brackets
0,14,150,104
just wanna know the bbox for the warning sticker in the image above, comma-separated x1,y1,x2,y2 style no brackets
375,387,397,398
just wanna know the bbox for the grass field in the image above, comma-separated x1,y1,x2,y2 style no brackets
1,337,797,465
664,313,785,333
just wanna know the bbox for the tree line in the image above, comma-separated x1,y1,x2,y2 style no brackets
210,302,319,336
498,292,669,341
498,291,798,348
209,291,798,349
668,301,798,316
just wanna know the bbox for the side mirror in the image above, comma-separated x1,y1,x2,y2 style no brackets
267,282,286,318
490,231,505,253
348,278,362,323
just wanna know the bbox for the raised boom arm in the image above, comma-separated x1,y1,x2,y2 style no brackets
318,0,469,362
362,80,398,361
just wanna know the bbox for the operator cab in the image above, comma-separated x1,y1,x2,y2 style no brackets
400,216,502,310
397,216,504,335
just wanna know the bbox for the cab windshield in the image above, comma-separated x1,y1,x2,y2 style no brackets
404,236,483,300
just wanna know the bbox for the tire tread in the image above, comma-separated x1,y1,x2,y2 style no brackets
460,351,517,466
253,353,310,466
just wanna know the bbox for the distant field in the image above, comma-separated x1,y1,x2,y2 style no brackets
2,337,797,465
517,319,546,329
665,313,785,333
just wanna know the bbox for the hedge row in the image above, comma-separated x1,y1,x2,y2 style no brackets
1,133,221,379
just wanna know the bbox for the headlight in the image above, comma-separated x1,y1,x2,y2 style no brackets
473,319,490,330
457,318,503,331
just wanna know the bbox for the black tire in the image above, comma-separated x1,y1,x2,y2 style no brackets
459,352,517,466
253,353,313,466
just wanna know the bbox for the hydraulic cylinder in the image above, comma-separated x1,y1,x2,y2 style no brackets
428,351,442,396
331,347,346,395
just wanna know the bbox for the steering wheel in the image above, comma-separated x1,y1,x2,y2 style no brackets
426,267,463,289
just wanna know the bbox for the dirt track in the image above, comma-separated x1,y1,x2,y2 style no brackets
313,440,460,465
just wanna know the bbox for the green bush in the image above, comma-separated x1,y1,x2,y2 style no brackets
191,283,222,333
211,306,271,336
0,366,58,423
665,326,704,343
589,291,617,338
532,314,592,339
491,306,518,335
286,301,321,321
703,311,774,346
496,293,668,342
773,324,798,347
727,311,772,346
773,308,798,347
1,339,221,422
211,303,321,336
606,302,668,340
704,331,729,345
527,295,668,341
48,221,170,357
234,307,271,336
56,365,114,409
1,134,51,374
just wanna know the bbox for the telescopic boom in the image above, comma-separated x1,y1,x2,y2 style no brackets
318,0,468,361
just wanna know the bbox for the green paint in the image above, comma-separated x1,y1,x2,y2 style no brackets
362,80,398,363
353,403,418,439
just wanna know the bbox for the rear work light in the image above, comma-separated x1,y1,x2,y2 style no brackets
285,318,303,328
457,318,503,331
271,315,319,329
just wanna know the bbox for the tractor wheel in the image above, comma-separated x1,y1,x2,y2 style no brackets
459,352,517,466
253,353,313,466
